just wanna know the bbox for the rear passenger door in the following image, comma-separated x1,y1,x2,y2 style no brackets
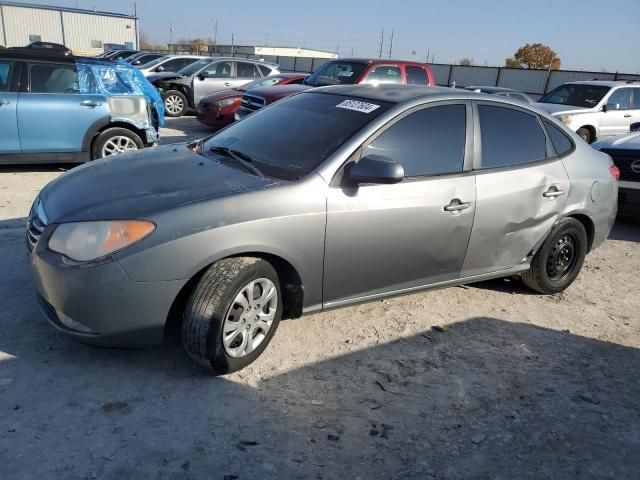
324,102,475,306
461,102,571,277
0,59,21,154
233,61,262,88
18,61,109,153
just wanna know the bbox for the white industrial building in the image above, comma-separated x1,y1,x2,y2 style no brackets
213,44,337,59
0,1,138,55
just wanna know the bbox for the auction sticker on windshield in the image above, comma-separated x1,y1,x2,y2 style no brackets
335,100,380,113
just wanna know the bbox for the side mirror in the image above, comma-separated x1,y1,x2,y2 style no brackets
604,103,619,112
198,71,209,81
155,65,165,72
345,155,404,185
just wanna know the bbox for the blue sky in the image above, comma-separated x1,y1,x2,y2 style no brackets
10,0,640,72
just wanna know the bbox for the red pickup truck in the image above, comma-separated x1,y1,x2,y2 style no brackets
235,58,435,120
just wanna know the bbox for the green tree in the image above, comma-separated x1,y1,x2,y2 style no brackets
459,57,474,66
513,43,560,70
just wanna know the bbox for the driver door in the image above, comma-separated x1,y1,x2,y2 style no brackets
192,60,233,105
600,88,633,138
323,103,475,307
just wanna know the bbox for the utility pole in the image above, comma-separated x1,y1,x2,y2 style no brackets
378,29,384,58
213,19,218,53
336,44,339,57
426,49,430,63
388,30,394,59
350,47,354,57
169,24,174,53
231,33,234,57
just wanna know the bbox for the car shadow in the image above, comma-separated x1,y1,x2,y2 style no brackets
608,219,640,242
0,163,74,174
1,214,638,478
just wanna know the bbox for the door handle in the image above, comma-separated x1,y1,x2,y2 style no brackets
624,114,632,118
223,82,232,87
0,99,10,106
80,100,102,107
444,199,471,213
543,187,565,198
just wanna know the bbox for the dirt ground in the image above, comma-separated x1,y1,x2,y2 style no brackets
1,118,639,480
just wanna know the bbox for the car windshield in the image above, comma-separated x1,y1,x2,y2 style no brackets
238,75,286,91
539,84,610,108
304,61,367,87
203,92,391,180
177,58,211,76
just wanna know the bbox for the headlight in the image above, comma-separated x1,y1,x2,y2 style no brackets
557,115,573,125
48,220,155,262
213,98,237,108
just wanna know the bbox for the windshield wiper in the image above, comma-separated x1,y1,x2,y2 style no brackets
209,146,264,177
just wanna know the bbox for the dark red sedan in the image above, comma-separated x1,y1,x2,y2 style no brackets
196,73,307,129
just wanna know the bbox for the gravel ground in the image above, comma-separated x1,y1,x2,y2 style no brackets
1,117,639,480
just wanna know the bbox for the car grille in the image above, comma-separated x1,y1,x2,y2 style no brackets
26,199,48,253
601,149,640,182
240,94,266,112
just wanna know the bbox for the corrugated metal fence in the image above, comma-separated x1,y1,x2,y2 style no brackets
427,63,640,98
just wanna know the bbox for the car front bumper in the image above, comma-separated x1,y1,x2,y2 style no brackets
29,237,186,347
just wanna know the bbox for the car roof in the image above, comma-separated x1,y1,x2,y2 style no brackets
565,80,640,87
465,85,519,93
197,56,279,68
0,48,126,66
327,57,429,66
308,84,550,113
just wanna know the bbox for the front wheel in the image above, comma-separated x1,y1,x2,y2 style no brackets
164,90,188,117
522,218,587,294
576,127,593,144
182,257,282,374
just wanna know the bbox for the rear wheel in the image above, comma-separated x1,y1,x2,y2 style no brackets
181,257,282,374
91,127,143,159
164,90,188,117
576,127,592,144
522,218,587,294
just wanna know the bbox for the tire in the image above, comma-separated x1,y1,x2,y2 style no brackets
522,218,588,294
576,127,592,144
91,127,144,160
182,257,283,374
164,90,188,117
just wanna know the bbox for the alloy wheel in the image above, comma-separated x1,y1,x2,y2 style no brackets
165,95,184,115
222,278,278,358
101,136,139,157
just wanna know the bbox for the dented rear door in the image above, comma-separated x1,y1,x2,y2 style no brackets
460,101,570,277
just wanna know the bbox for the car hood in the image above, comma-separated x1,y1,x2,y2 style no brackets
533,102,590,116
147,71,183,84
247,84,312,102
592,131,640,151
39,143,280,223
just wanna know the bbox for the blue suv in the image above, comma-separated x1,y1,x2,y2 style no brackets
0,50,163,164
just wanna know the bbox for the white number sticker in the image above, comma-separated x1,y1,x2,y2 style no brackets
335,100,380,114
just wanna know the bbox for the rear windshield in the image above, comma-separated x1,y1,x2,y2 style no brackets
203,92,391,180
539,84,610,108
304,61,367,87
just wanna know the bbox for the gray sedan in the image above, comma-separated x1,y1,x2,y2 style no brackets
28,85,618,374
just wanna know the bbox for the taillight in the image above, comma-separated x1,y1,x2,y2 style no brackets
609,164,620,181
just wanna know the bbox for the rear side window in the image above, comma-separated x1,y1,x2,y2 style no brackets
363,104,466,177
478,105,546,169
406,66,428,85
29,63,79,94
362,65,402,85
236,62,260,78
544,121,574,157
0,60,16,92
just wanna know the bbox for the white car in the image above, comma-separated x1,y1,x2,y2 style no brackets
535,81,640,143
137,55,206,77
